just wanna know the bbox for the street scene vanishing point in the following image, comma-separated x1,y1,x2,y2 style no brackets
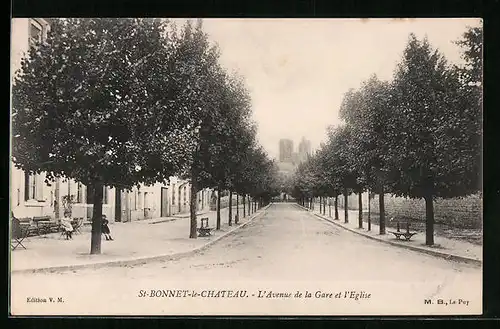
9,18,483,316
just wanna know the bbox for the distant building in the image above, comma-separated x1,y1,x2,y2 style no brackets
279,139,293,163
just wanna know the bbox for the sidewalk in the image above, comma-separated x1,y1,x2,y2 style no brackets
298,203,482,266
11,204,267,274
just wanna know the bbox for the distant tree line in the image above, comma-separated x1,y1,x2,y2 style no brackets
12,18,280,254
290,27,482,245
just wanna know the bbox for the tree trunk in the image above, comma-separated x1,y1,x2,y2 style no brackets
228,191,233,226
319,197,322,213
189,181,198,239
379,186,386,235
424,192,435,245
236,194,239,224
328,198,331,217
114,187,121,222
216,188,221,230
323,197,327,215
334,195,339,220
248,195,251,214
358,191,363,229
343,189,348,223
367,190,371,231
90,181,104,255
243,193,246,218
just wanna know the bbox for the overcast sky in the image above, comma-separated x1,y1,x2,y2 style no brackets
185,18,481,159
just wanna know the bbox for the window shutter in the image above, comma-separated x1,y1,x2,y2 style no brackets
36,174,44,201
103,186,108,204
24,172,30,201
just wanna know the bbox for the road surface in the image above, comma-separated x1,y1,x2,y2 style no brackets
11,203,481,315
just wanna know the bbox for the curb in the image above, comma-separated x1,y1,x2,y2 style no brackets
153,206,244,223
148,217,181,225
12,205,272,275
170,211,210,219
293,203,482,267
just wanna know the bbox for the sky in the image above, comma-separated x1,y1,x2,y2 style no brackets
189,18,481,160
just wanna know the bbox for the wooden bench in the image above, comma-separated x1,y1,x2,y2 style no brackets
15,217,38,237
197,217,213,237
389,222,417,241
32,216,58,235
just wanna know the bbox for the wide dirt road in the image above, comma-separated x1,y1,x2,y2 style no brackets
11,203,481,315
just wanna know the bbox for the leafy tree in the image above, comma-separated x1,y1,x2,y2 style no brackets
219,74,254,226
324,125,359,223
315,142,343,218
12,18,196,254
339,76,395,233
388,34,481,245
170,20,232,238
454,26,483,87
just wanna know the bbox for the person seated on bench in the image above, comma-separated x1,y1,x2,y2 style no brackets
61,216,74,240
101,215,113,241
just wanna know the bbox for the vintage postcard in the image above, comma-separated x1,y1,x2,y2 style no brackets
9,18,482,316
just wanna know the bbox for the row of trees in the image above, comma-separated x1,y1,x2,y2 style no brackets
290,27,482,245
12,18,279,254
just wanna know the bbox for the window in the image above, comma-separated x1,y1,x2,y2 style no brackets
133,191,137,210
87,185,108,204
29,19,43,46
24,172,42,201
138,192,142,209
86,185,94,204
50,191,54,206
183,186,187,204
17,188,20,206
144,192,148,209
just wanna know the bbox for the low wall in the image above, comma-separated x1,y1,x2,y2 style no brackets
361,193,482,229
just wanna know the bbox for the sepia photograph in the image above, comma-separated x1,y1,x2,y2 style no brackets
9,17,483,316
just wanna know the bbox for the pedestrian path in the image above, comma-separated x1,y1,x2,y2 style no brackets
10,204,262,273
301,203,482,265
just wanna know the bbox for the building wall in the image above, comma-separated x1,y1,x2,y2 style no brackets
147,178,213,219
11,18,53,219
279,139,293,162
